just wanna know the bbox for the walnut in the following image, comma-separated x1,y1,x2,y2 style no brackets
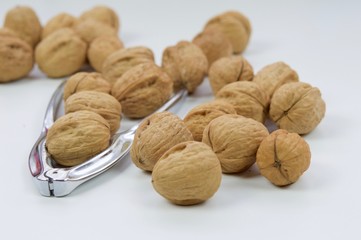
269,82,326,134
162,41,208,93
0,27,19,38
253,62,299,99
256,129,311,186
46,110,111,167
35,28,87,78
79,5,120,32
192,27,232,67
152,141,222,205
203,114,269,173
204,11,251,54
88,35,124,72
65,91,122,135
63,72,111,100
41,13,78,40
73,19,116,44
111,63,173,118
0,35,34,83
216,81,269,123
183,100,236,141
102,46,154,85
208,55,254,94
4,6,42,48
130,112,193,172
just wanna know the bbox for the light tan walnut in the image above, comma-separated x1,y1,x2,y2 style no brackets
253,62,299,99
183,100,236,141
73,19,116,44
102,46,154,85
130,112,193,172
256,129,311,186
4,6,42,48
216,81,269,123
88,35,124,72
41,13,78,40
0,35,34,83
111,63,173,118
269,82,326,134
46,110,111,167
65,91,122,135
203,114,269,173
35,28,87,78
0,28,19,38
63,72,111,100
152,141,222,205
79,5,120,32
162,41,208,93
205,11,251,54
208,55,254,94
192,27,232,68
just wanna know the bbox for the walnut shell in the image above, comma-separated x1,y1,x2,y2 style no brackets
152,141,222,205
46,110,111,167
256,129,311,186
0,35,34,83
4,6,42,48
79,5,120,32
269,82,326,134
0,28,19,38
35,28,87,78
41,13,78,40
208,55,254,94
192,27,232,68
65,91,122,135
203,114,269,173
88,35,124,72
183,100,236,141
102,46,154,85
111,63,173,118
63,72,111,100
73,19,116,44
162,41,208,93
253,62,299,99
216,81,269,123
130,112,193,172
205,11,251,54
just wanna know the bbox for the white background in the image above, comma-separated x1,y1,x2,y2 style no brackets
0,0,360,239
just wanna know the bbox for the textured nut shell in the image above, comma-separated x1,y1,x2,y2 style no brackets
192,27,232,68
88,36,124,72
102,46,154,85
130,112,193,172
41,13,78,40
65,91,122,135
73,19,116,44
4,6,42,48
162,41,208,93
0,35,34,83
253,62,299,99
152,141,222,205
256,129,311,186
111,63,173,118
0,28,19,38
209,55,254,94
79,6,119,31
183,100,236,141
221,11,252,36
216,81,269,123
46,110,111,167
270,82,326,134
35,28,87,78
63,72,111,100
203,115,269,173
205,14,249,54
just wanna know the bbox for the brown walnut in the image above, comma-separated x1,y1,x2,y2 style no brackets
79,5,120,32
41,13,78,40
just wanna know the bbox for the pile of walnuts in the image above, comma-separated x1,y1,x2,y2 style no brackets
1,6,326,205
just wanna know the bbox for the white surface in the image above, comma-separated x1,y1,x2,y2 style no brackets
0,0,360,239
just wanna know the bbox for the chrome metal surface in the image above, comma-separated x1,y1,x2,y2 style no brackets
28,81,187,197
